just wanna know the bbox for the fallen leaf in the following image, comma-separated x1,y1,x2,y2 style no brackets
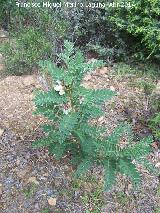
28,177,39,185
48,197,57,206
17,166,32,179
152,142,158,149
43,172,49,177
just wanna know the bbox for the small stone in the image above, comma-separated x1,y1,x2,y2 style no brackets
0,54,4,62
0,128,4,137
152,81,160,95
0,64,5,71
110,86,116,91
98,116,104,122
35,203,39,209
16,159,20,166
84,74,92,81
48,197,57,206
0,30,9,38
99,67,108,75
43,172,49,177
74,190,80,199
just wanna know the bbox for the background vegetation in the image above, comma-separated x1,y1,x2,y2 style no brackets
1,0,160,73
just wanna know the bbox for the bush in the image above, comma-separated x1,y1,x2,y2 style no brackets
1,0,159,74
33,41,157,191
109,0,160,60
0,0,70,74
149,113,160,139
0,28,52,75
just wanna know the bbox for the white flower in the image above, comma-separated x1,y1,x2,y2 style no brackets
63,103,72,114
63,108,71,115
59,90,65,96
54,84,63,92
79,96,84,104
54,80,65,95
56,80,61,85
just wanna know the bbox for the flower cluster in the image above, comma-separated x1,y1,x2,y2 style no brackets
54,80,65,96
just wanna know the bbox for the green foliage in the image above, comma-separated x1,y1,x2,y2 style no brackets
1,0,160,75
0,28,52,75
33,40,156,191
0,0,70,74
114,191,130,206
136,80,156,96
42,209,50,213
23,183,37,198
109,0,160,60
148,113,160,139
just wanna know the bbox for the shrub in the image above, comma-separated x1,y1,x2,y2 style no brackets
32,41,156,191
0,0,70,74
109,0,160,60
0,28,52,75
149,113,160,139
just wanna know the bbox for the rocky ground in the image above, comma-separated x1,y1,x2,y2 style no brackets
0,66,160,212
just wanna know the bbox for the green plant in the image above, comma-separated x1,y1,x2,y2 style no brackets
33,41,156,191
81,186,104,213
23,183,37,198
109,0,160,60
42,208,50,213
0,0,70,74
113,63,136,77
114,192,130,206
86,43,114,63
154,207,160,213
0,27,52,75
137,80,156,96
148,113,160,139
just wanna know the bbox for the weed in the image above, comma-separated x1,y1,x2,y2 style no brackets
23,183,37,198
33,40,157,191
42,208,50,213
114,192,130,206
